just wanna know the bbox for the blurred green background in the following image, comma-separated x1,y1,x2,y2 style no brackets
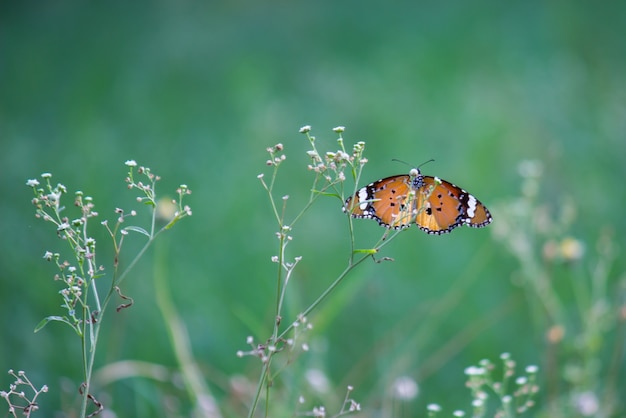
2,1,625,417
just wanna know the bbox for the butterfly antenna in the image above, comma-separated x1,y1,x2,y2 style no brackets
392,158,435,169
418,158,435,168
391,158,411,167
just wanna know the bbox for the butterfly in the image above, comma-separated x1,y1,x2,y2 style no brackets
343,167,492,235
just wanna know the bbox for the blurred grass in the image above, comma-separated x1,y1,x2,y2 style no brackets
1,1,625,416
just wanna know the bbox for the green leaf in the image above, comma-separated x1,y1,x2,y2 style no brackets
164,217,181,230
353,248,378,255
34,315,74,332
124,226,150,237
312,190,341,199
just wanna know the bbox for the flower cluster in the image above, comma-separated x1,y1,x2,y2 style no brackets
297,384,361,417
27,173,104,334
27,162,193,335
464,353,539,417
124,161,192,229
265,143,286,167
1,370,48,418
236,314,313,364
426,354,539,417
125,160,160,205
302,126,367,186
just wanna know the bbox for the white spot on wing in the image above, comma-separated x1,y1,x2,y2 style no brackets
357,187,369,210
467,195,477,218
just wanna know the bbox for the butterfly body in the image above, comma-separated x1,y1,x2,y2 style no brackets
343,168,492,235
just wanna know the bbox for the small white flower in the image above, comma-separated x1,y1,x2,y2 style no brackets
332,126,345,133
337,151,350,161
472,399,484,408
464,366,486,376
312,406,325,417
307,150,320,159
525,365,539,373
125,160,137,167
299,125,311,133
348,400,360,411
391,376,419,400
426,403,441,412
26,179,40,187
477,391,488,400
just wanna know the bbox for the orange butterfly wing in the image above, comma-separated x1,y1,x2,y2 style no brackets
344,175,415,229
416,176,492,234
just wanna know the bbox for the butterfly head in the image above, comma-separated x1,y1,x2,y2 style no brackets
408,168,425,190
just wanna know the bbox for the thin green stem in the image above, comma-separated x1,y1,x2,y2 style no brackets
277,253,370,341
275,235,285,323
247,362,268,418
79,217,165,417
